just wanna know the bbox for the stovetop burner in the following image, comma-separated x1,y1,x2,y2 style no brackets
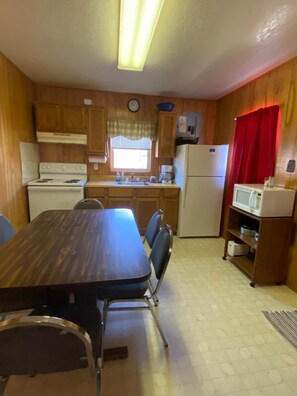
64,179,81,183
36,179,53,183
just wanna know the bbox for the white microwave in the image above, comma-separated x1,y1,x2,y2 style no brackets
232,184,296,217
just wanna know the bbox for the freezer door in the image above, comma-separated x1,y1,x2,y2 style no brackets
177,176,225,237
188,145,229,177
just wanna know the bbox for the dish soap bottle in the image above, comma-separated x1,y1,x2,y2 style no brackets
116,172,121,183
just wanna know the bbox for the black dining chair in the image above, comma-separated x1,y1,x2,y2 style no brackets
97,224,173,348
143,209,164,306
73,198,104,210
0,302,103,396
0,214,16,246
143,209,163,249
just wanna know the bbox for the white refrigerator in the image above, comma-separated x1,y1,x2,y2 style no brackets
174,144,229,237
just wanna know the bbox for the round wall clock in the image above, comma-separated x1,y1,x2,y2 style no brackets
127,99,140,112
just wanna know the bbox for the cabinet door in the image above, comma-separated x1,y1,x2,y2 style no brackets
87,107,107,155
156,112,176,158
107,198,135,212
35,103,61,132
85,187,107,208
161,197,179,233
61,105,86,134
136,197,160,235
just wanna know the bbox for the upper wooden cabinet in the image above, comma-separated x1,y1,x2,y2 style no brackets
35,103,61,132
61,105,86,134
155,112,176,158
36,104,86,134
86,107,107,155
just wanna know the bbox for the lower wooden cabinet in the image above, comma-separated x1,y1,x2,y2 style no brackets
160,188,179,232
108,198,135,210
161,198,178,232
85,186,179,234
86,187,107,208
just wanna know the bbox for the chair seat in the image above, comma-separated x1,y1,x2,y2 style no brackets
31,303,102,358
97,281,148,301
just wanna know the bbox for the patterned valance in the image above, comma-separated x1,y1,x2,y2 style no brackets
107,119,157,140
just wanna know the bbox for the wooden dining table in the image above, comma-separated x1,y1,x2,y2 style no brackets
0,208,151,303
0,208,152,360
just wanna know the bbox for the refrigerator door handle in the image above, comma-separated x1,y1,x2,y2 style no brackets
183,177,188,208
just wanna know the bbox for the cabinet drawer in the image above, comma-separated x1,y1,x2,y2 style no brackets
86,187,106,198
108,188,134,197
136,188,161,198
163,188,179,198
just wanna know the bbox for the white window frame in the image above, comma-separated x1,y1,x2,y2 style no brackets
110,136,152,173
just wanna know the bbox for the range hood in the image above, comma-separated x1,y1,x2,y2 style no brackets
36,132,87,145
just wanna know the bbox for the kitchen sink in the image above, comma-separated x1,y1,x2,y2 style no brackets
116,180,151,186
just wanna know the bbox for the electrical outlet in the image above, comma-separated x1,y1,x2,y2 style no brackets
93,163,98,170
286,159,296,173
83,98,93,105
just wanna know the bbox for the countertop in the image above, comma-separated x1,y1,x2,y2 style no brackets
86,181,180,189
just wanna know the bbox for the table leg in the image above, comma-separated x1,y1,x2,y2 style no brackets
73,285,97,305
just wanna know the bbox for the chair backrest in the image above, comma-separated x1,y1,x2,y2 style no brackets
0,315,96,377
0,214,16,246
143,209,163,248
73,198,104,210
149,224,173,294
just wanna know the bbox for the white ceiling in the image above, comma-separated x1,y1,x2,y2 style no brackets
1,0,297,100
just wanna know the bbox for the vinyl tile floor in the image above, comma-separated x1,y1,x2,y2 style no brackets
4,237,297,396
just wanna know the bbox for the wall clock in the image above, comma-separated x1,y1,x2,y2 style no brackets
127,99,140,112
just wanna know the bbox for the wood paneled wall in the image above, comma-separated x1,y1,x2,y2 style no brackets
0,52,36,231
215,57,297,293
36,86,217,178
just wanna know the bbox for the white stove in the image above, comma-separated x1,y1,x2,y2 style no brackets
28,162,87,221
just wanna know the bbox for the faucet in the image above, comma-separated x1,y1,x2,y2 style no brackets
131,173,134,180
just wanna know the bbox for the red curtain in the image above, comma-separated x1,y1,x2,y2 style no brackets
227,105,279,205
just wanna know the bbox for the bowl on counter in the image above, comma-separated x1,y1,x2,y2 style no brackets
157,102,175,112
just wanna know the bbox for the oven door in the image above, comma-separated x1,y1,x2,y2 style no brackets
28,186,84,221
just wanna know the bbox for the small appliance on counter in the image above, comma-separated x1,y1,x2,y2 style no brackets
232,184,296,217
159,165,174,184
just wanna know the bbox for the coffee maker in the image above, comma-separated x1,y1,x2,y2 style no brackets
159,165,175,184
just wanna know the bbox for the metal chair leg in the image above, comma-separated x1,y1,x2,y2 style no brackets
102,300,109,331
148,280,159,306
95,359,101,396
100,300,109,367
145,298,168,347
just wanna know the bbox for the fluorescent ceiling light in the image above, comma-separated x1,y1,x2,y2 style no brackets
118,0,164,71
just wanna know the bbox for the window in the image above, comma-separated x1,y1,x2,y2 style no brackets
111,136,152,172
